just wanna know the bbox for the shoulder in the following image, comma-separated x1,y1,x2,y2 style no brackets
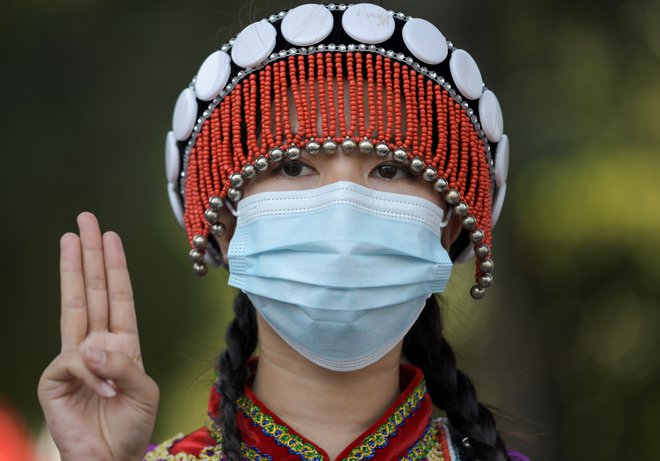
143,426,222,461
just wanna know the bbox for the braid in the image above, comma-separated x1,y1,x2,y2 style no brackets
216,291,258,461
403,296,511,461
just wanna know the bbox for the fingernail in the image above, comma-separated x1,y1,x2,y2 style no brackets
99,381,117,398
85,348,106,367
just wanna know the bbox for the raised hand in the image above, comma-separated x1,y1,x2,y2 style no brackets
38,212,159,461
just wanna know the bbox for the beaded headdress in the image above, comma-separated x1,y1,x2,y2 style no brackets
164,3,509,299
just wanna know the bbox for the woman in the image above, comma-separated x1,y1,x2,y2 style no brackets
38,3,520,460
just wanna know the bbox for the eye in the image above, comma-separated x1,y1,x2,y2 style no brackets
372,163,412,180
277,161,316,178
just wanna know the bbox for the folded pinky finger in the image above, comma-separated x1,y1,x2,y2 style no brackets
40,349,117,400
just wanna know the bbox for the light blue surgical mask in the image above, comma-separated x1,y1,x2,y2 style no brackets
227,181,453,371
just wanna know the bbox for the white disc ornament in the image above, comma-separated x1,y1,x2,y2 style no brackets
494,134,509,187
194,50,232,101
231,20,277,68
342,3,395,45
281,4,334,46
491,183,507,227
479,90,504,142
172,88,198,141
449,49,483,100
402,18,448,65
167,182,185,229
164,131,180,183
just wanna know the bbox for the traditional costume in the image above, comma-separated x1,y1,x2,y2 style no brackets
145,363,528,461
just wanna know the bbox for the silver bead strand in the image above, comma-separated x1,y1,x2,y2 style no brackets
342,138,357,153
306,140,321,155
375,142,390,157
323,139,338,154
358,139,374,154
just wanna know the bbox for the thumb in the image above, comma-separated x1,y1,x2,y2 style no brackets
83,348,159,408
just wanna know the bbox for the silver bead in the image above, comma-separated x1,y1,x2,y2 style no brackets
393,148,407,162
479,258,494,273
479,273,493,288
189,248,204,263
209,196,224,211
322,139,338,154
306,140,321,155
255,156,269,171
470,285,485,300
193,234,207,250
462,215,476,230
461,437,472,449
192,262,208,277
358,139,374,154
286,145,301,160
342,138,357,153
410,157,425,172
433,177,449,192
445,189,460,205
422,167,437,182
229,173,244,188
204,208,219,224
211,222,226,238
454,202,469,217
475,243,490,258
242,164,256,179
228,187,243,202
269,147,284,162
375,142,390,157
469,229,485,243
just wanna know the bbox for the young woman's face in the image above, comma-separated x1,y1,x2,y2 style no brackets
242,148,442,207
214,147,462,260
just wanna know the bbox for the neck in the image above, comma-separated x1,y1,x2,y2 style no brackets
252,314,402,461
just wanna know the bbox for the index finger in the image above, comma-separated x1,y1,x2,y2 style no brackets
60,232,88,351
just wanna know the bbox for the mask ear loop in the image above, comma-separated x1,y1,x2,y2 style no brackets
224,199,239,217
440,206,452,228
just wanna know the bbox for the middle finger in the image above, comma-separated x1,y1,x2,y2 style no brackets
77,212,109,332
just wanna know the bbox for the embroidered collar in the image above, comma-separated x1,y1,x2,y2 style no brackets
145,363,462,461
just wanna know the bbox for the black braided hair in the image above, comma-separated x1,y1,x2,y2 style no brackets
217,291,258,461
403,295,511,461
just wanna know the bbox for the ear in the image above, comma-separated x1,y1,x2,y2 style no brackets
212,206,237,267
441,209,463,251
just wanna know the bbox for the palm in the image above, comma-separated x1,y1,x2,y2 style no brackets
39,213,158,461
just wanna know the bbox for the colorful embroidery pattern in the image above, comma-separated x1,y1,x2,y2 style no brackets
343,381,428,461
399,423,438,461
144,427,272,461
143,434,187,461
146,419,458,461
435,420,461,461
235,396,325,460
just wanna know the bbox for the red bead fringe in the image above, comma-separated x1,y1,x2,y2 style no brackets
184,52,493,282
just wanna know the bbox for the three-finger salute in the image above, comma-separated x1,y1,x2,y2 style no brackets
38,213,159,461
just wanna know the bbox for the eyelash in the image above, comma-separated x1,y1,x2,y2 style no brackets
274,160,317,177
372,163,413,180
272,160,413,180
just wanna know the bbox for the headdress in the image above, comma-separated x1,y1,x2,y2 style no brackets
163,3,510,299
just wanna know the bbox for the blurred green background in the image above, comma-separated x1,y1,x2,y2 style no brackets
2,0,659,460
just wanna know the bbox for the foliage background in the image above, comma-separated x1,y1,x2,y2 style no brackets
1,0,659,460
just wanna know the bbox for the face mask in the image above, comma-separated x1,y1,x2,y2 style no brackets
227,181,453,371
